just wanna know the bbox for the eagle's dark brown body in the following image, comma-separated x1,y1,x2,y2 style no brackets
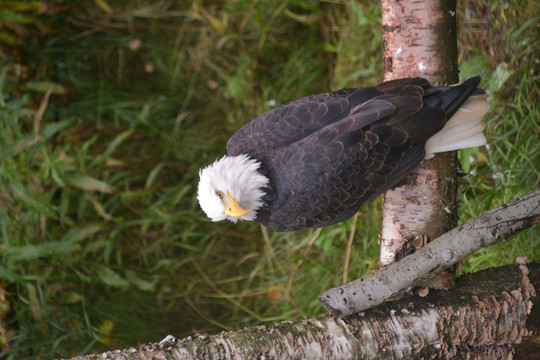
226,77,482,231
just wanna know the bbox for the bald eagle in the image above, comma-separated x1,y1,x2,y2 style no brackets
198,77,488,232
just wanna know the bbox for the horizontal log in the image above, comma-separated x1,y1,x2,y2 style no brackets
67,261,539,360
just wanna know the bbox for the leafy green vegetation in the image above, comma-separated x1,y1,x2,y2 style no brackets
0,0,537,358
455,0,540,273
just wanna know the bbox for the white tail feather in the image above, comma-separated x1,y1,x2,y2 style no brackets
425,95,489,158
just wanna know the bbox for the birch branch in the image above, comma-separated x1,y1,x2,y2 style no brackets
319,188,540,317
379,0,460,284
67,261,540,360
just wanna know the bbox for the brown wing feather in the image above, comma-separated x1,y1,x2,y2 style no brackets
226,77,481,231
227,86,383,156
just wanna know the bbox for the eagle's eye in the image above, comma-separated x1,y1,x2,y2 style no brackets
215,190,225,199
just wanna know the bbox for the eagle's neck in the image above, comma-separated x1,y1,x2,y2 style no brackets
226,154,270,222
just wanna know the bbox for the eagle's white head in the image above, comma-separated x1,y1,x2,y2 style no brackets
197,154,269,223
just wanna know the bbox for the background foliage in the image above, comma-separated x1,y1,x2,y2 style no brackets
0,0,538,358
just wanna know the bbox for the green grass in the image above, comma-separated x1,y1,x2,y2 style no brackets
0,0,538,358
455,0,540,273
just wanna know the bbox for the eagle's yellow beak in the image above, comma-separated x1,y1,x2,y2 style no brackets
224,190,252,217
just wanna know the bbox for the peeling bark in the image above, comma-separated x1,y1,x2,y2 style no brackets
67,262,540,360
379,154,459,270
319,188,540,317
379,0,461,290
381,0,458,83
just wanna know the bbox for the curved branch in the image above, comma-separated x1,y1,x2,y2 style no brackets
319,188,540,317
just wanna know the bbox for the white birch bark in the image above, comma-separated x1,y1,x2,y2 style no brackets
66,261,539,360
379,0,461,291
319,188,540,317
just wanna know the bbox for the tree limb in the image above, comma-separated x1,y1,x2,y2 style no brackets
319,188,540,317
67,261,540,360
379,0,462,290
